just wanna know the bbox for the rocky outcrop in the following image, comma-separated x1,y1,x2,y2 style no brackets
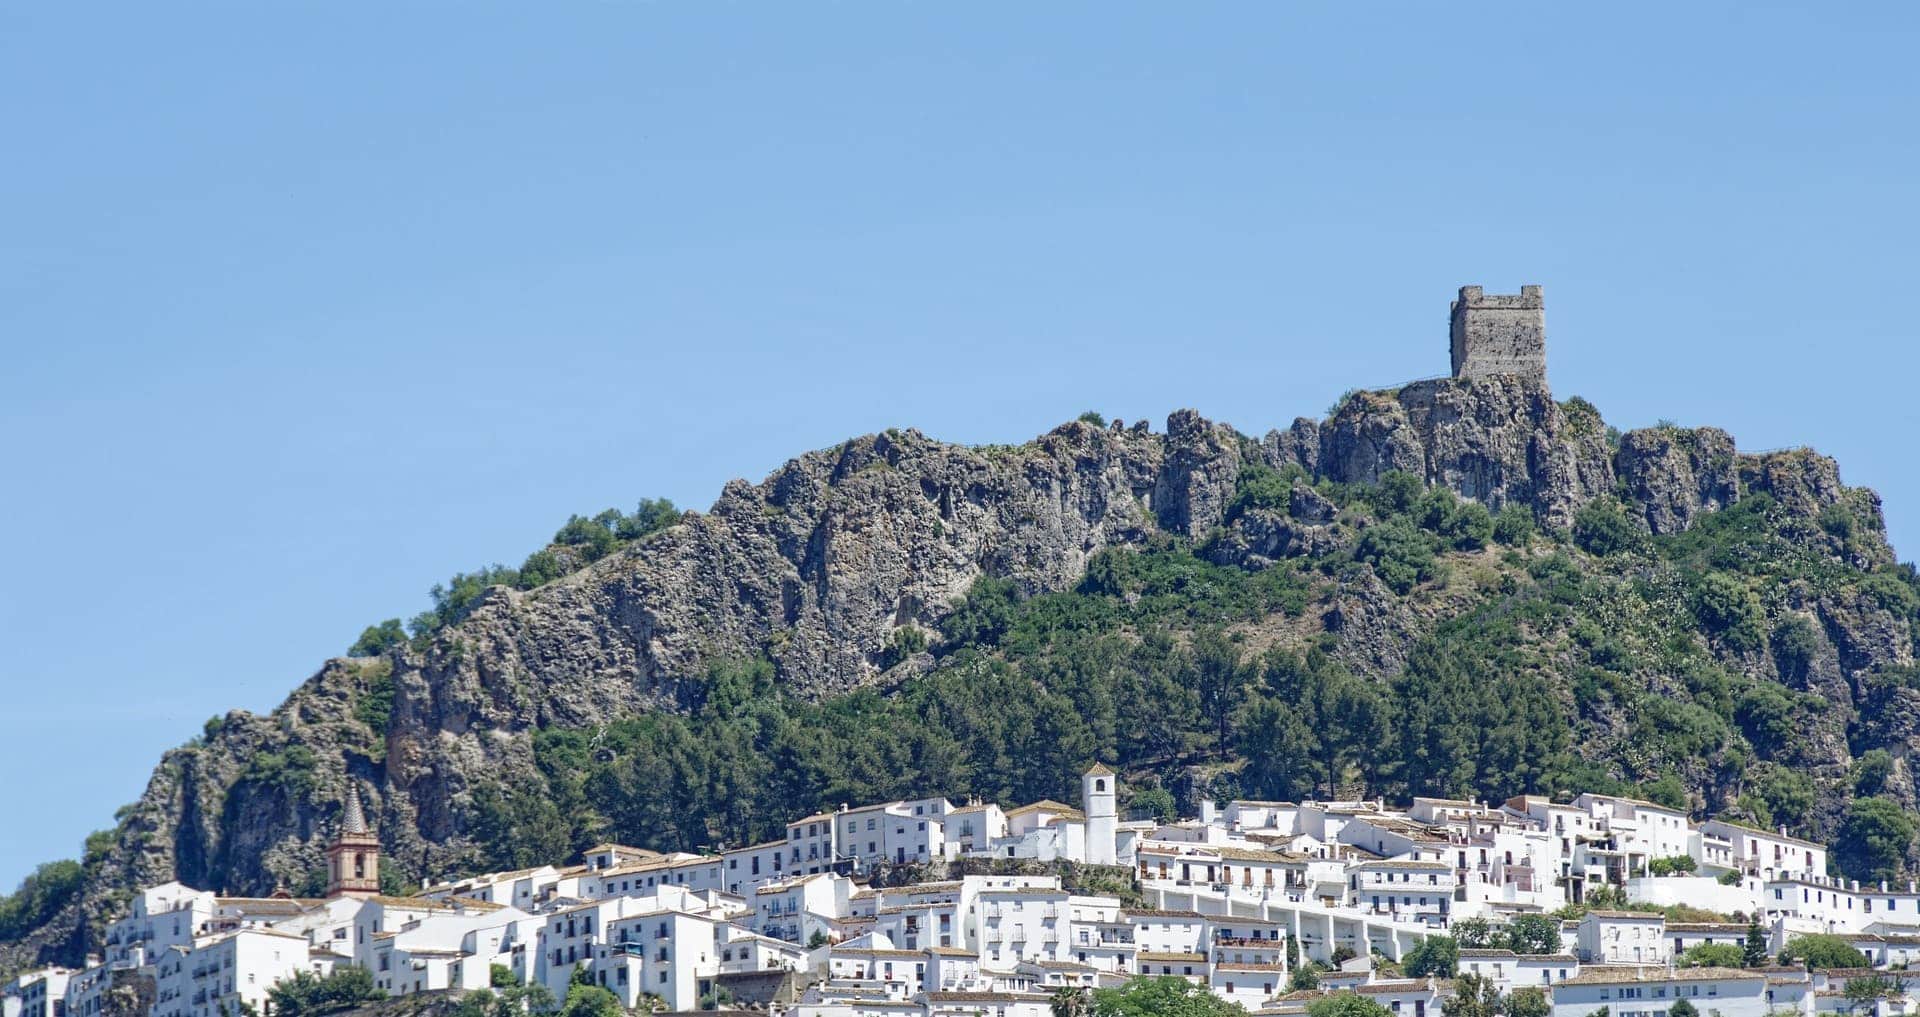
1616,427,1739,535
1152,410,1243,536
1206,483,1348,568
1261,418,1321,475
1315,376,1614,531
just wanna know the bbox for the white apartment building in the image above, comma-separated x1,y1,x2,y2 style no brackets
1699,821,1828,883
1763,875,1920,933
874,898,962,955
592,907,719,1012
420,865,562,911
721,839,793,896
581,844,660,872
151,928,306,1017
1123,908,1207,971
754,873,852,945
943,802,1007,855
10,970,70,1017
1546,966,1771,1017
785,812,844,875
582,852,724,899
104,884,215,971
1347,860,1455,926
715,925,808,973
1576,910,1671,965
59,964,114,1017
975,885,1069,966
1059,897,1135,974
366,905,530,996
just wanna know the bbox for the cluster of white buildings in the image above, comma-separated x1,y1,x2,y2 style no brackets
4,773,1916,1017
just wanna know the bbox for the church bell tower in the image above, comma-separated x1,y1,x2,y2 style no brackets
326,780,381,898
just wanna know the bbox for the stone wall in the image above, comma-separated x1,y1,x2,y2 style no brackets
1450,284,1546,382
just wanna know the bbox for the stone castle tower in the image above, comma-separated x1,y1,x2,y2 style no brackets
1449,284,1546,382
325,781,381,899
1082,763,1117,866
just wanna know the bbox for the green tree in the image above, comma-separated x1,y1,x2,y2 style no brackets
1677,943,1745,968
1853,749,1895,796
1052,985,1093,1017
1443,974,1506,1017
1843,975,1909,1014
1128,786,1178,824
516,549,567,588
1508,988,1550,1017
265,969,384,1017
1572,499,1643,556
1448,501,1495,551
1356,517,1438,594
1770,616,1824,686
1091,976,1248,1016
554,513,618,562
1402,935,1459,978
1492,504,1535,546
1690,573,1764,653
559,967,620,1017
1306,994,1392,1017
452,984,553,1017
0,859,85,942
1743,918,1769,967
1648,854,1697,876
1192,628,1250,743
616,498,680,540
347,619,406,657
1833,797,1917,884
1667,1000,1698,1017
1452,917,1495,949
941,575,1020,648
1779,934,1871,970
1371,471,1425,516
1639,774,1687,812
1503,914,1562,955
1229,463,1303,518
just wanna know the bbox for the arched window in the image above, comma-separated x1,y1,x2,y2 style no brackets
1095,779,1106,792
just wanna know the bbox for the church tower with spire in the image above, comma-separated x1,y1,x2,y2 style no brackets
326,780,381,899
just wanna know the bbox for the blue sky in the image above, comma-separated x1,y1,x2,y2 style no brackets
2,3,1916,889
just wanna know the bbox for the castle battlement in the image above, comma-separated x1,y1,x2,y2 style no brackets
1450,284,1546,382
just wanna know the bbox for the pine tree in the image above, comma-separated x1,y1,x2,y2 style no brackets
1744,917,1769,967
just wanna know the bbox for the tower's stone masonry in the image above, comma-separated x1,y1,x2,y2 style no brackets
1450,284,1546,382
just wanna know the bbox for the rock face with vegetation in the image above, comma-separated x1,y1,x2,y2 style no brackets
6,374,1920,976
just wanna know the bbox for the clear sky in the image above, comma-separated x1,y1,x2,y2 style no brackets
2,3,1916,890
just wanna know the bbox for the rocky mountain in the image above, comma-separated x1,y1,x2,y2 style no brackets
5,370,1918,976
